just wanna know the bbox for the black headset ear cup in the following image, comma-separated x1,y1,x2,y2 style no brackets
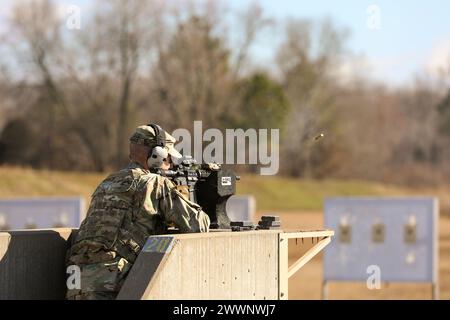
148,123,165,148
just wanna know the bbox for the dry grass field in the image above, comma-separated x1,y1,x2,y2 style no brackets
3,166,450,214
1,166,448,299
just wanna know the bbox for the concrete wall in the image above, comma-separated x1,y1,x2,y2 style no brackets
0,229,74,300
118,231,281,300
1,229,332,300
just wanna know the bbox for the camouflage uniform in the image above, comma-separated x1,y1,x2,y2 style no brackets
66,127,210,300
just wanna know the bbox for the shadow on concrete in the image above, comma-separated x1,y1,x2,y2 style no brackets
0,229,76,300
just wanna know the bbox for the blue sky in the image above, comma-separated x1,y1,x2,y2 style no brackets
226,0,450,85
2,0,450,86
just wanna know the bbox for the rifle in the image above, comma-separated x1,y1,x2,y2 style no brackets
161,156,240,229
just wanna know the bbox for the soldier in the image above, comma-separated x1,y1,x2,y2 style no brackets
66,124,210,300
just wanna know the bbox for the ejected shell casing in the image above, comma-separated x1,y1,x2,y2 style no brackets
314,133,325,140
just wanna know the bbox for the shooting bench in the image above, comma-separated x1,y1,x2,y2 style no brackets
117,229,334,300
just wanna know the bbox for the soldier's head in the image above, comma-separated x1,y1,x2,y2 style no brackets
129,124,182,170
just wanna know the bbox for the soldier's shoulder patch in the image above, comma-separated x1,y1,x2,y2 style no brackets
131,166,147,175
99,171,135,193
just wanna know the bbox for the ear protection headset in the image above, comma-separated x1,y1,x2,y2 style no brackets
147,123,169,169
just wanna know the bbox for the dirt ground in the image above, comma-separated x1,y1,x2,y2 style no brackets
255,211,449,300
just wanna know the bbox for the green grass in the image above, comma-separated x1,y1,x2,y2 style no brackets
236,175,409,211
1,166,448,213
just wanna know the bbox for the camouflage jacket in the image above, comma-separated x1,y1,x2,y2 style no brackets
69,162,210,264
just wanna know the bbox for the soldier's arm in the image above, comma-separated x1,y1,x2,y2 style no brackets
157,178,210,233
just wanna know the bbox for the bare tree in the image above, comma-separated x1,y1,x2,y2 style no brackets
152,4,231,129
6,0,159,170
151,1,271,131
98,0,156,167
277,18,348,177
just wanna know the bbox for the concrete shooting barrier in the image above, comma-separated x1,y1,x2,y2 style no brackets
0,228,74,300
117,229,334,300
0,228,334,300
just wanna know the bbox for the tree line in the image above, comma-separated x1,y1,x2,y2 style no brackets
0,0,449,185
